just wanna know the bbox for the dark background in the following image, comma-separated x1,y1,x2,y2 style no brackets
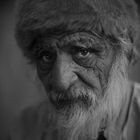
0,0,140,139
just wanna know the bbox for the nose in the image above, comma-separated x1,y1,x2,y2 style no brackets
49,53,78,91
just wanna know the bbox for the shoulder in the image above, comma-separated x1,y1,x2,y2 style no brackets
128,82,140,119
122,82,140,140
133,82,140,101
130,82,140,116
128,82,140,120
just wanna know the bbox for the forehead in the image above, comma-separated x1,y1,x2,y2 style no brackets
39,32,103,49
17,0,132,51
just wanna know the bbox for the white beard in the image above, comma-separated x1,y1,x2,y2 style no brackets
38,54,129,140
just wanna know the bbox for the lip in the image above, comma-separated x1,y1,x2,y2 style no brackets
49,93,74,109
49,92,92,110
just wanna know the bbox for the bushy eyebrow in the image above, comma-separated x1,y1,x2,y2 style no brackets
34,30,102,47
55,32,105,49
34,20,119,49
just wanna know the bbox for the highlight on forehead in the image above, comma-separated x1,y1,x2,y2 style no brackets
57,32,102,48
32,32,102,51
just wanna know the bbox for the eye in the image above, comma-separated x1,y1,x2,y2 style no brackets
36,50,56,75
71,47,91,59
70,46,102,68
41,51,55,63
40,50,56,64
76,49,90,58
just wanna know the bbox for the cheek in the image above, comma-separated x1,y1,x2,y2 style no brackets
96,52,115,90
78,68,103,97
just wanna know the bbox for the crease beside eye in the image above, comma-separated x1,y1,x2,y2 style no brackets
71,46,100,57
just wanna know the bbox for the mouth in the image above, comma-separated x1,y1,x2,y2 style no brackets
49,93,92,110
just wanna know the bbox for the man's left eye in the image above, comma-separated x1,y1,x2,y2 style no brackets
70,46,101,67
71,47,91,59
76,49,90,58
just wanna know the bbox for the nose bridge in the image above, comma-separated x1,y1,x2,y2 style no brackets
51,53,77,90
57,53,69,80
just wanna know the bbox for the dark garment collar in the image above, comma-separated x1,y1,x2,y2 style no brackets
97,131,107,140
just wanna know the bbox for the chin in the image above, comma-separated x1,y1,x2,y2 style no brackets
43,84,101,140
44,88,109,140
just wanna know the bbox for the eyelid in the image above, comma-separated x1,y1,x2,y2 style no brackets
70,45,103,54
63,40,105,54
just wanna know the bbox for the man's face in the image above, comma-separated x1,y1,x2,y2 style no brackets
29,26,128,139
33,31,114,111
16,0,131,139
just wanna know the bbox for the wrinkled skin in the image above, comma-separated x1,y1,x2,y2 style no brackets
13,0,139,139
27,29,119,140
33,32,115,110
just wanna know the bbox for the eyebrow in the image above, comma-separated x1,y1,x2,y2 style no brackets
53,32,108,51
35,23,103,43
34,20,119,51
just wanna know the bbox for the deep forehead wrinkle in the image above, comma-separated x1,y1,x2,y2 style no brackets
41,32,105,50
16,0,139,54
58,32,101,47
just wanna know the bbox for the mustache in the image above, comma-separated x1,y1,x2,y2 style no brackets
48,85,96,110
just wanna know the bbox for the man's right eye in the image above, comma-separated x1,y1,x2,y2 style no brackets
40,51,56,64
36,50,56,74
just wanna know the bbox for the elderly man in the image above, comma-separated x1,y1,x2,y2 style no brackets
10,0,140,140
